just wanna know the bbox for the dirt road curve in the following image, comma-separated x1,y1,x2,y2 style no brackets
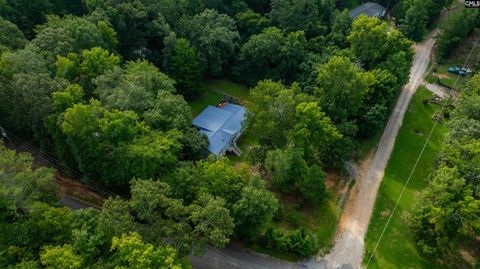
323,33,437,269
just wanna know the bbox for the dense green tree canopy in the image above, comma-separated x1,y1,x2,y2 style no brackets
95,60,176,111
232,176,279,242
178,9,240,77
162,34,203,99
0,142,58,214
436,9,479,60
236,27,307,85
399,0,428,42
411,74,480,255
348,15,413,79
269,0,334,37
2,73,68,142
110,232,182,269
0,16,26,53
1,0,460,264
84,0,173,59
40,244,83,269
56,47,120,95
314,56,372,124
32,16,117,56
411,166,480,254
60,101,182,186
235,9,270,40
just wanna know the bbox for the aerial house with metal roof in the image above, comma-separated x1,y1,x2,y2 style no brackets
348,2,387,20
192,102,246,157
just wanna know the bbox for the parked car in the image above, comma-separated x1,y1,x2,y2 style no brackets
448,66,471,76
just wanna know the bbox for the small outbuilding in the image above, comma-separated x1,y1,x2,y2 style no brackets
348,2,387,20
192,103,246,156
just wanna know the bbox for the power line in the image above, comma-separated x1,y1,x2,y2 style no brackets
2,128,119,198
365,31,480,268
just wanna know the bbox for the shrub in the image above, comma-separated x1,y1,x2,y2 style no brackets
261,227,318,257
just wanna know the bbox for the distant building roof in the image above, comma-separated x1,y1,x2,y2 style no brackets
349,2,386,19
192,103,246,156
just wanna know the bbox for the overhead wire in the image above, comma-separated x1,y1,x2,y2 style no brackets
365,26,480,268
2,128,118,198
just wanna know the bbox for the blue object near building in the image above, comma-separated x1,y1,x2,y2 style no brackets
192,103,246,156
448,66,469,76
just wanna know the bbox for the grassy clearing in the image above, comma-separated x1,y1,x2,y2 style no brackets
431,64,469,91
363,87,448,269
205,79,250,100
188,79,249,116
189,89,223,116
425,73,438,84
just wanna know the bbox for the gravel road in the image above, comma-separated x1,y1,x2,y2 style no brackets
323,33,438,269
60,195,95,210
190,246,319,269
424,83,458,98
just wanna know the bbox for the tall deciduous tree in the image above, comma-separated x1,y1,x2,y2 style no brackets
399,0,428,42
94,60,176,114
235,9,270,40
290,101,342,163
32,16,117,56
0,142,58,215
247,80,307,148
269,0,333,37
436,9,479,60
61,101,181,186
84,0,173,59
163,34,203,99
40,244,83,269
232,176,279,242
3,73,68,142
265,147,328,204
314,56,371,124
0,16,26,53
110,232,182,269
348,15,413,82
56,47,120,95
410,166,480,254
178,9,240,77
236,27,307,86
0,0,52,38
327,10,352,48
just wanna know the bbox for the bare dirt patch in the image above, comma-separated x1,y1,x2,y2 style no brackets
433,73,450,79
56,172,105,207
5,140,105,207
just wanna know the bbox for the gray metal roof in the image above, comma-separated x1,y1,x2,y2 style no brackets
348,2,386,19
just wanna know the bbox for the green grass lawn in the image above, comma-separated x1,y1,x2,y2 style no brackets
425,73,438,84
205,79,250,100
188,79,249,116
189,90,223,116
363,87,448,269
432,65,468,90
